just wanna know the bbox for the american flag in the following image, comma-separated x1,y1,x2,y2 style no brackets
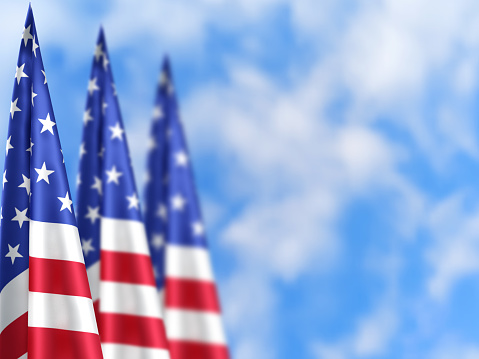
76,29,170,358
144,58,230,359
0,6,103,359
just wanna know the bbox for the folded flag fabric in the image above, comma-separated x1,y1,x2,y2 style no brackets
76,28,170,359
0,6,103,359
144,58,230,359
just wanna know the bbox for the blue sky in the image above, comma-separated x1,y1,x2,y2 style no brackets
2,1,479,358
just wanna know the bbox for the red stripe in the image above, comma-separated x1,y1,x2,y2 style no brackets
93,299,100,322
28,327,103,359
165,278,221,312
99,313,168,349
101,250,156,285
169,340,230,359
29,257,92,298
0,312,28,359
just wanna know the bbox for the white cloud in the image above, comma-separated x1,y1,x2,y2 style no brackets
220,271,275,359
312,304,398,359
428,340,479,359
286,0,479,166
222,194,339,281
353,306,398,356
426,194,479,300
313,343,347,359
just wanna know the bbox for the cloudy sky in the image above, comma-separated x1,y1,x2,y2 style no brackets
2,1,479,358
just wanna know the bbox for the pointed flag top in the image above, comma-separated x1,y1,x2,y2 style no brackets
0,6,103,358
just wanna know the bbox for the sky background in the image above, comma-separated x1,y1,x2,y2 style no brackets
1,1,479,358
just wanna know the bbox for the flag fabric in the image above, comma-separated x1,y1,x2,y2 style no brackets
76,29,170,359
144,58,230,359
0,6,103,359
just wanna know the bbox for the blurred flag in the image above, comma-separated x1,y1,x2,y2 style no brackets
144,58,230,359
0,6,103,359
76,29,170,359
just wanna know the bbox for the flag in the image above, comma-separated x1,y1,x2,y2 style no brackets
0,6,103,359
144,58,230,359
76,29,170,359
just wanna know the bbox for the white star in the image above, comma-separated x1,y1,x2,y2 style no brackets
10,98,21,120
153,105,163,120
5,244,23,264
85,206,101,224
22,25,33,46
126,193,140,210
15,64,28,85
109,122,124,140
192,221,205,236
57,192,73,212
88,77,100,95
151,233,164,250
31,85,37,106
5,136,13,156
79,142,87,159
35,162,54,184
94,43,103,62
106,165,123,185
76,173,82,187
32,35,39,57
159,71,168,86
112,83,117,96
98,147,105,158
171,194,186,211
60,149,64,164
175,151,188,167
167,83,175,95
102,100,108,114
83,108,93,125
156,203,167,221
1,207,3,222
91,176,102,195
38,113,56,135
153,266,160,280
147,137,157,151
41,70,47,84
12,208,29,228
103,55,109,69
3,170,7,189
18,174,30,195
144,171,151,184
26,139,33,155
82,238,95,256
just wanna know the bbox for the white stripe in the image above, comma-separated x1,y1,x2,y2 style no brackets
100,281,162,318
87,261,100,302
165,309,226,344
29,220,84,263
0,269,28,331
102,344,170,359
19,354,28,359
101,218,150,255
165,245,213,281
28,292,98,334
